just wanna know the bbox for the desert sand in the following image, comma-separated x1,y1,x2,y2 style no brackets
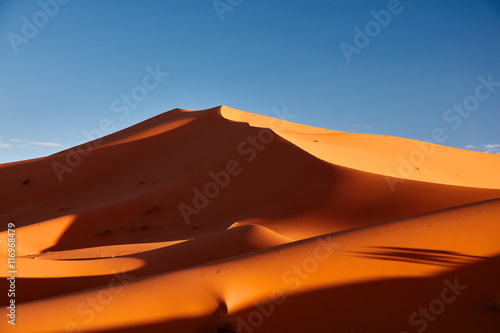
1,106,499,332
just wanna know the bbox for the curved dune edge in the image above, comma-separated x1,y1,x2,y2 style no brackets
1,198,499,333
1,225,290,280
0,215,77,257
219,105,500,189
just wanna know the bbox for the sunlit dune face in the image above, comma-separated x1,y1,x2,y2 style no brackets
11,257,145,278
79,117,196,152
0,214,77,257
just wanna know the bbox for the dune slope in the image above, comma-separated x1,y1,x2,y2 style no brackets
0,106,499,332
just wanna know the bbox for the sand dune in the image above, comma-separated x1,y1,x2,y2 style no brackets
1,106,499,332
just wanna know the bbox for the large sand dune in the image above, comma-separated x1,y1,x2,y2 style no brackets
1,106,499,332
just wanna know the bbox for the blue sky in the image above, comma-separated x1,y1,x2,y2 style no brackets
1,0,499,163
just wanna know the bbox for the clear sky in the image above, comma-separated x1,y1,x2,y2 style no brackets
1,0,499,163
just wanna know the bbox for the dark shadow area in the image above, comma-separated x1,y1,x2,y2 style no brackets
83,316,211,333
345,246,489,267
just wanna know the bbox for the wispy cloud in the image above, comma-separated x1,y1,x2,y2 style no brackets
0,137,63,150
357,124,373,128
465,143,500,154
27,141,62,147
484,144,500,154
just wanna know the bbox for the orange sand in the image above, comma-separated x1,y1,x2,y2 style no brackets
0,106,499,332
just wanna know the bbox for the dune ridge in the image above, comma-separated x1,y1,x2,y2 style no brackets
1,106,499,332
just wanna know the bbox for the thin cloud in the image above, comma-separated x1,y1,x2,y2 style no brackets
0,143,11,148
484,143,500,150
483,144,500,154
357,124,373,128
466,143,500,154
27,141,62,147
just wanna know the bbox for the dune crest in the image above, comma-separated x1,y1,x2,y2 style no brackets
220,105,500,188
